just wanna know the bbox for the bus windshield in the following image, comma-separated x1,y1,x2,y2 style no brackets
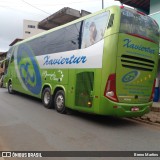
120,8,159,43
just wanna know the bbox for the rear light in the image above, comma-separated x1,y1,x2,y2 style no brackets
104,74,118,102
120,6,124,9
149,79,156,102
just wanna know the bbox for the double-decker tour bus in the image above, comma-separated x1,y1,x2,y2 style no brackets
4,5,159,117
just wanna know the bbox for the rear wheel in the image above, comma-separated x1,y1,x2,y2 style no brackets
42,87,53,109
8,81,14,94
54,90,66,114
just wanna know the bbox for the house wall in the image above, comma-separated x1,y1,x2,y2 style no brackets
23,20,45,39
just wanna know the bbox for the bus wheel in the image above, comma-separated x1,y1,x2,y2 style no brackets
42,87,53,109
54,90,66,114
8,81,14,94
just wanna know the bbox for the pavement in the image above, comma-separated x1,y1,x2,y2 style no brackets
133,102,160,125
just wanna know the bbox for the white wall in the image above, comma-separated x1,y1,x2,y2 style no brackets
23,20,44,39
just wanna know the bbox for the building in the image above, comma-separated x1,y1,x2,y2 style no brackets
120,0,149,14
9,38,23,46
38,7,91,30
23,20,45,39
0,52,6,61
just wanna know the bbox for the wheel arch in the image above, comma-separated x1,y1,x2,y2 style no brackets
41,83,52,97
53,85,66,99
41,84,66,98
8,78,12,86
8,78,12,83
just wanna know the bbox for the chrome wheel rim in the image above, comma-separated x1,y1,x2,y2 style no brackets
9,83,12,92
56,95,64,109
44,92,50,105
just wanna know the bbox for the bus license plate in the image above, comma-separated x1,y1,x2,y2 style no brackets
131,107,139,111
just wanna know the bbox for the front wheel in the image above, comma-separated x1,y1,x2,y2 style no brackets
54,90,66,114
42,87,53,109
8,81,14,94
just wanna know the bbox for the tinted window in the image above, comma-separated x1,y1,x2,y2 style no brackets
27,22,82,56
120,8,159,43
27,36,46,56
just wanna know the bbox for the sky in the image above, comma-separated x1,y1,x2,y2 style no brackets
0,0,120,52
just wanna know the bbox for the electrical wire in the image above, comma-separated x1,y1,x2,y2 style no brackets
21,0,51,15
0,5,46,16
33,0,100,6
0,0,100,15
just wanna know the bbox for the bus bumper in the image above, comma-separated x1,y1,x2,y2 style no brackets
99,98,152,117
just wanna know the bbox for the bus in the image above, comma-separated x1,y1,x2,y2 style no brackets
4,5,159,117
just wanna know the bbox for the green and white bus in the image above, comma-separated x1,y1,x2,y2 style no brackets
4,5,159,117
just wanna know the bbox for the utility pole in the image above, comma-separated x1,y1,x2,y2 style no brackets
102,0,104,9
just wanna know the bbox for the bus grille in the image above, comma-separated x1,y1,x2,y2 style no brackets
121,55,154,71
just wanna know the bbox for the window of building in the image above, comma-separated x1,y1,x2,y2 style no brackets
28,25,36,28
25,31,31,34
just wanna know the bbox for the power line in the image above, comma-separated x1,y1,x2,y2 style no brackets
21,0,51,15
33,0,100,6
1,0,102,16
0,5,46,16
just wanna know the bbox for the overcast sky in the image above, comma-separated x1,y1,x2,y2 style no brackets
0,0,120,52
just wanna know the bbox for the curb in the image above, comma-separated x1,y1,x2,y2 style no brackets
135,110,160,125
130,103,160,125
130,117,160,127
151,106,160,112
140,115,160,124
152,102,160,112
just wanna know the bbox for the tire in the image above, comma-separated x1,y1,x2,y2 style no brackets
8,81,14,94
42,87,53,109
54,90,66,114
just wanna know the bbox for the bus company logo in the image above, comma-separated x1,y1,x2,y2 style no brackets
123,38,155,54
16,44,42,95
43,55,87,66
42,70,64,81
122,70,139,83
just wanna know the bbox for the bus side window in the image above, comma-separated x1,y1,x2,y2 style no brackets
28,21,83,56
107,14,114,29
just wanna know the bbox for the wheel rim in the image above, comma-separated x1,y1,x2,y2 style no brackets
44,91,50,105
56,95,64,110
9,83,12,92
